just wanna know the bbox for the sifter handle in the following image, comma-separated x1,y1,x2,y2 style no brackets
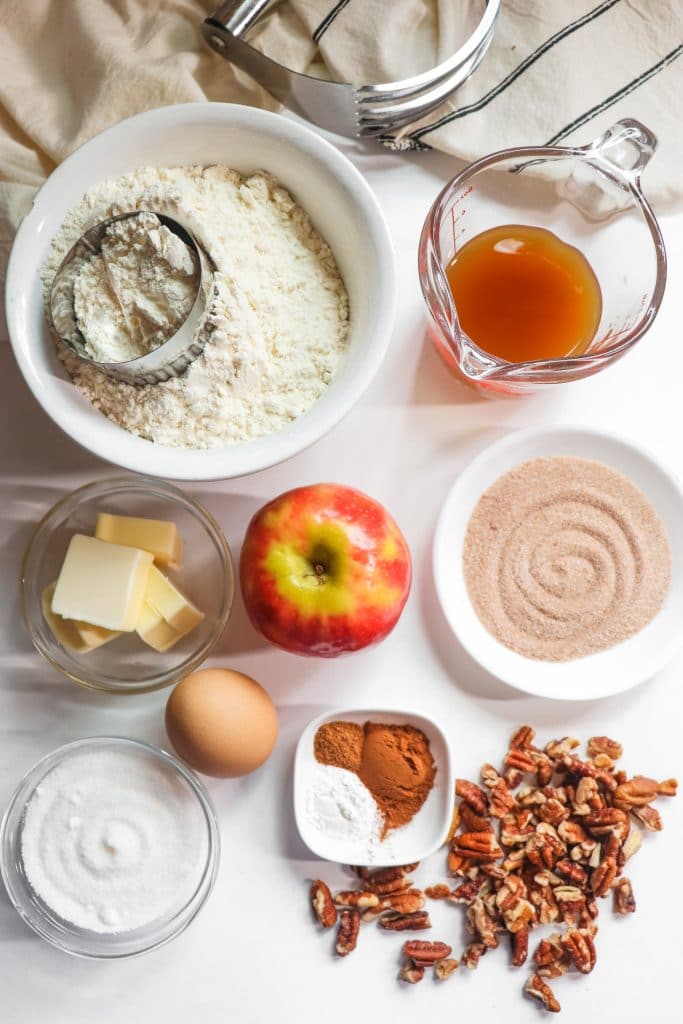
209,0,273,38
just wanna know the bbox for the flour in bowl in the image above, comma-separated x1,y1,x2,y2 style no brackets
42,166,349,449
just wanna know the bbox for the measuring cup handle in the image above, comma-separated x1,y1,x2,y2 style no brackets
584,119,658,187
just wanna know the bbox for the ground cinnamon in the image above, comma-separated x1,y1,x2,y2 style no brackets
314,719,436,837
314,721,363,773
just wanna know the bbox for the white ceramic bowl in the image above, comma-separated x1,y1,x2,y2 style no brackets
294,708,454,867
5,104,396,480
434,426,683,700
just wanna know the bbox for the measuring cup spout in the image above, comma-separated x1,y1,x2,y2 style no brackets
583,119,658,189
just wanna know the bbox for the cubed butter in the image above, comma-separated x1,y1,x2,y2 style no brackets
135,601,183,652
51,534,154,631
95,512,183,569
41,583,120,653
144,565,204,634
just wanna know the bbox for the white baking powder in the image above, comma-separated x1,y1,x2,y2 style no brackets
305,764,383,845
43,166,349,449
21,749,208,933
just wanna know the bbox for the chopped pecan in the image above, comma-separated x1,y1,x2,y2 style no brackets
311,880,337,928
449,878,484,904
545,736,580,760
365,865,413,886
386,890,426,914
587,736,623,761
524,973,561,1013
445,800,461,844
530,884,559,925
572,776,600,815
534,936,564,968
456,779,489,815
460,942,486,969
622,825,643,859
335,909,360,956
505,748,537,774
403,940,452,965
631,805,662,831
557,819,588,845
534,753,555,787
614,775,659,808
563,755,617,792
466,897,500,948
490,778,516,818
460,802,494,833
447,851,467,875
511,725,536,749
613,877,636,914
334,890,380,909
555,858,587,886
511,926,529,967
525,830,565,870
366,875,412,896
504,766,525,789
434,958,459,980
361,904,391,922
379,911,430,932
538,960,571,980
537,798,569,826
658,778,678,796
554,885,585,924
398,960,424,984
591,855,617,897
425,884,451,900
561,928,596,974
453,830,503,861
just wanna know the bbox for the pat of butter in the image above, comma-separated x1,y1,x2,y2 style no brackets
52,534,154,631
144,565,204,634
42,583,121,653
95,512,183,569
135,601,183,652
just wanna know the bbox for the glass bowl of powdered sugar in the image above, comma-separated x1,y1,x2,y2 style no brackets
0,737,220,958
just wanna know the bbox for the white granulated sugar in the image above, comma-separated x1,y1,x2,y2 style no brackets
306,764,383,843
21,749,208,934
42,166,349,449
73,211,199,363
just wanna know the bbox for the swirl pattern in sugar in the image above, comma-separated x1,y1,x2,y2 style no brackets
462,456,671,662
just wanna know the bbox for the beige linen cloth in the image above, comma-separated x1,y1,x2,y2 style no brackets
0,0,681,295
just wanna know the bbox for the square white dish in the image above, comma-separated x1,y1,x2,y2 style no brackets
434,425,683,700
294,708,454,867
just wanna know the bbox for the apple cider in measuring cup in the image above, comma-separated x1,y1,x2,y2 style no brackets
445,225,602,363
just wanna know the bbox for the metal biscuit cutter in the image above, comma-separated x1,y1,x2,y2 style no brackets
49,213,214,386
202,0,500,138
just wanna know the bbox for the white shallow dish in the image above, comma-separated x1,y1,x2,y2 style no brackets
5,103,396,481
294,708,454,867
434,426,683,701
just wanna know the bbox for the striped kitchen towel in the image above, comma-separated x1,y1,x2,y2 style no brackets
267,0,682,203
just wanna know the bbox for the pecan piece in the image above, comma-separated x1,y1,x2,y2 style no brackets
613,876,636,914
490,778,516,818
459,802,494,833
398,960,425,984
525,973,561,1013
335,909,360,956
445,800,461,843
505,748,537,774
447,851,467,875
587,736,623,761
511,725,536,749
425,884,451,900
631,805,662,831
591,855,617,897
563,755,617,792
366,874,412,896
466,897,500,948
557,819,588,845
456,779,489,815
453,830,503,861
561,928,596,974
311,880,337,928
622,825,643,859
460,942,486,969
434,957,459,980
449,877,484,904
614,775,660,808
403,940,452,965
334,890,380,909
534,937,564,968
584,807,630,840
379,911,430,932
386,890,426,914
511,926,529,967
545,736,580,760
365,865,413,886
555,858,587,886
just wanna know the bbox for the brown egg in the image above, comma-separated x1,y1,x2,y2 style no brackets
165,668,278,778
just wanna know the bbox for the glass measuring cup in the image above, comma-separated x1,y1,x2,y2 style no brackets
418,119,666,394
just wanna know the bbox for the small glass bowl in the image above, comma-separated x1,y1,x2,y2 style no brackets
0,737,220,959
21,476,234,694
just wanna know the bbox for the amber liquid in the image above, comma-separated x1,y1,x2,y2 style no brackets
445,225,602,363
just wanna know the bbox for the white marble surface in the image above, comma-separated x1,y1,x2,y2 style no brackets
0,129,681,1024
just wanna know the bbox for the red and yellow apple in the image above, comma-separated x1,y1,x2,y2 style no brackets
239,484,412,656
